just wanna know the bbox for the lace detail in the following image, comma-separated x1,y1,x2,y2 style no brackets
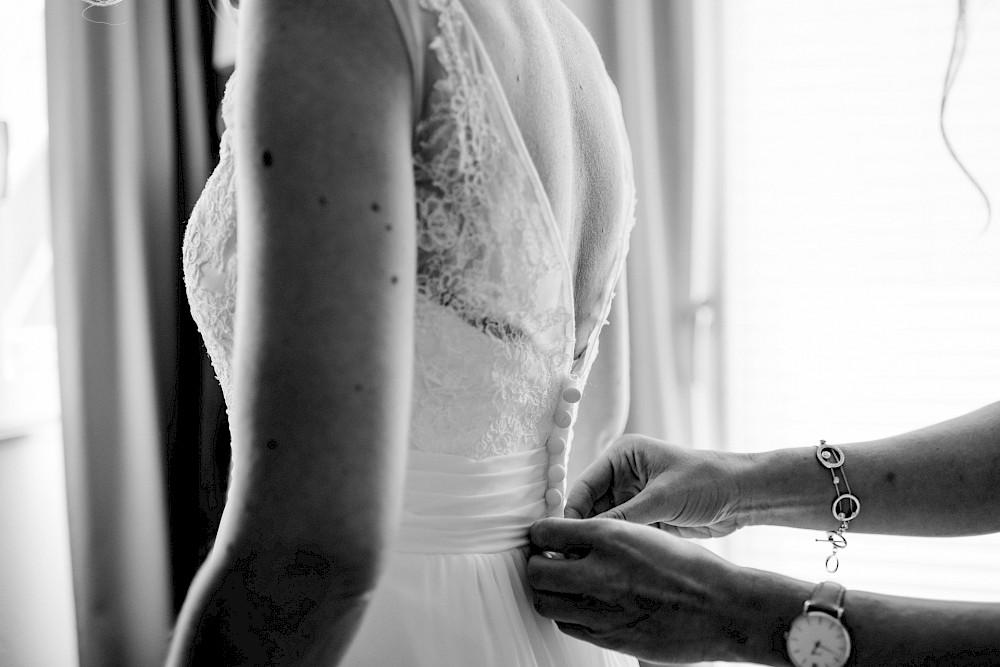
408,0,574,457
182,74,239,408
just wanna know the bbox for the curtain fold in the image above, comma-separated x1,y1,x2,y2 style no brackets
45,2,219,664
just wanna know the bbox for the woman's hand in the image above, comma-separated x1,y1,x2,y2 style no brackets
531,516,1000,667
565,434,752,538
528,518,780,664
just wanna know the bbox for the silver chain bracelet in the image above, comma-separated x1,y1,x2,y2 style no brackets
815,440,861,573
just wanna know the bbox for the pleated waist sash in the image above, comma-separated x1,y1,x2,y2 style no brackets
396,447,549,554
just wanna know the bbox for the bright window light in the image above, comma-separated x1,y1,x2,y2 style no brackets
0,0,59,434
716,0,1000,609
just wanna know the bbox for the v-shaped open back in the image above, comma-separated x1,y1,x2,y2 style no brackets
392,0,636,381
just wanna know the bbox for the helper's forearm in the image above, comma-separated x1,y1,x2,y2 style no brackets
744,402,1000,536
733,568,1000,666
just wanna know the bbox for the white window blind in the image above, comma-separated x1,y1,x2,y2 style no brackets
713,0,1000,615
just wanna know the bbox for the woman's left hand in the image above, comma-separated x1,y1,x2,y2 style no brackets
527,517,750,664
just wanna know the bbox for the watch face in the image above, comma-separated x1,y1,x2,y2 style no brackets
786,611,851,667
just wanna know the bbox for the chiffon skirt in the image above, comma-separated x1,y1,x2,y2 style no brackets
340,448,638,666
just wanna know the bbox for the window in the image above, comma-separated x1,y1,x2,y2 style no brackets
714,0,1000,613
0,5,78,667
0,0,59,437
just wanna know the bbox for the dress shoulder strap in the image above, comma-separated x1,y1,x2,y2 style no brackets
385,0,429,125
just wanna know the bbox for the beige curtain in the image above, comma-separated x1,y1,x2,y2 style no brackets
45,2,213,665
565,0,703,446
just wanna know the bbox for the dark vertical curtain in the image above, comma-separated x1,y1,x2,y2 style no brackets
45,1,228,664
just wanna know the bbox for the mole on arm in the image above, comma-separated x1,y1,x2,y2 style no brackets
370,202,381,212
262,150,274,167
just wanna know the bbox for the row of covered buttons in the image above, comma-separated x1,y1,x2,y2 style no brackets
544,381,582,516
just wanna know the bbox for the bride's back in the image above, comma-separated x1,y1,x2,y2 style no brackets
401,0,634,459
457,0,632,350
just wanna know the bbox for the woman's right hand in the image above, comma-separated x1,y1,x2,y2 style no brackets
565,434,753,538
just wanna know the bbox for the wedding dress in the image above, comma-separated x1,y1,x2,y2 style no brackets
182,0,636,664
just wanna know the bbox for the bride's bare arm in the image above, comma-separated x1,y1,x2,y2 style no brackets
166,1,415,664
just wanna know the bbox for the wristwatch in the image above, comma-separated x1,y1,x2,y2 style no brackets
785,581,852,667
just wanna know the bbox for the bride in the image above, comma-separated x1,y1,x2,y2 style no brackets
171,0,636,663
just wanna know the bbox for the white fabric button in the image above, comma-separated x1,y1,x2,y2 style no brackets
553,410,572,429
545,488,563,507
561,386,582,404
547,464,566,484
546,436,566,454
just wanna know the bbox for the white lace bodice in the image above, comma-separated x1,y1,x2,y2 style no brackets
182,0,635,460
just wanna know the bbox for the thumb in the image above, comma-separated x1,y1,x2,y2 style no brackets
593,490,660,525
564,456,615,519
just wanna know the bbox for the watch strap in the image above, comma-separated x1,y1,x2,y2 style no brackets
806,580,847,619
